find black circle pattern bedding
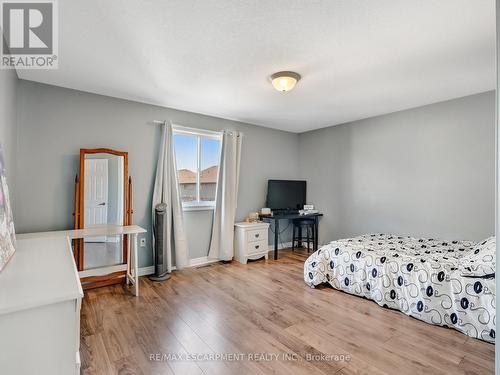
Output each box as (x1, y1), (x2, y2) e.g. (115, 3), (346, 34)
(304, 234), (496, 343)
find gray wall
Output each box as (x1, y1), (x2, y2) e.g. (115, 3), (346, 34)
(14, 80), (299, 267)
(0, 60), (18, 201)
(299, 91), (495, 244)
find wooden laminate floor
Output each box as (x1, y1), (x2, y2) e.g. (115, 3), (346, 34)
(80, 249), (494, 375)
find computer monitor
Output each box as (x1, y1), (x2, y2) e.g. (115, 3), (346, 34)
(266, 180), (306, 211)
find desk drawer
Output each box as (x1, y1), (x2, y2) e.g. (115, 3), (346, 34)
(246, 239), (267, 255)
(247, 228), (267, 243)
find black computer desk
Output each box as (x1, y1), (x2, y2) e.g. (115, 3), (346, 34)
(260, 212), (323, 260)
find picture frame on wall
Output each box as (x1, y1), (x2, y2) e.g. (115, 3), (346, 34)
(0, 144), (16, 272)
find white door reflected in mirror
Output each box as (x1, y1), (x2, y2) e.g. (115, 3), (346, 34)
(83, 152), (125, 270)
(84, 158), (109, 242)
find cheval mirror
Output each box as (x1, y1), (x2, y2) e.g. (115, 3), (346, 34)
(73, 148), (133, 289)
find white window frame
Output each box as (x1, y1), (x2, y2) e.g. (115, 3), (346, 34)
(172, 124), (222, 211)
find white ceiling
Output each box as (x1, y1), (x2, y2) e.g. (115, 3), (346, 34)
(18, 0), (496, 133)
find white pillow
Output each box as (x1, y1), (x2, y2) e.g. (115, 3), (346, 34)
(459, 236), (495, 277)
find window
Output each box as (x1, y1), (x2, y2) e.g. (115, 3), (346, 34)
(173, 126), (222, 210)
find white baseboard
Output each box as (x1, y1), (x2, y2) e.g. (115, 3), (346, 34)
(139, 242), (300, 276)
(138, 266), (155, 276)
(188, 256), (221, 267)
(269, 241), (292, 250)
(138, 256), (219, 276)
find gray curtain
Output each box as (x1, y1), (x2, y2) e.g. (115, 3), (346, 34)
(208, 130), (242, 260)
(152, 122), (188, 271)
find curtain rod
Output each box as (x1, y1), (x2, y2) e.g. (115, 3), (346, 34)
(150, 120), (225, 137)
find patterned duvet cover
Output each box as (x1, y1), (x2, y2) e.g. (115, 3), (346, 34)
(304, 234), (496, 343)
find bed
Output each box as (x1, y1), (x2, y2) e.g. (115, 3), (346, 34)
(304, 234), (496, 343)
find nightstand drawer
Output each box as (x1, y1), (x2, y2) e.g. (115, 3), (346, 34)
(246, 239), (267, 254)
(247, 228), (267, 243)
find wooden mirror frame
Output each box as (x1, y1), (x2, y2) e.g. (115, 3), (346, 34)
(73, 148), (133, 289)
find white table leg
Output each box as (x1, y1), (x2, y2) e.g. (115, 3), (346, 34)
(126, 234), (131, 285)
(132, 233), (139, 297)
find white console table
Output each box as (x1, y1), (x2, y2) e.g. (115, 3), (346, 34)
(0, 236), (83, 375)
(0, 225), (147, 374)
(17, 224), (147, 296)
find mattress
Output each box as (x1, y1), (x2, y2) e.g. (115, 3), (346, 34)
(304, 234), (496, 343)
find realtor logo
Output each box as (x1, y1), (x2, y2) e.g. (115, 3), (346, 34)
(1, 0), (58, 69)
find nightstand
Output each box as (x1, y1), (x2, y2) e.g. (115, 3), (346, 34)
(234, 222), (270, 264)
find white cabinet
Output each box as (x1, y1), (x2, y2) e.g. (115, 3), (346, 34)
(234, 222), (270, 264)
(0, 237), (83, 375)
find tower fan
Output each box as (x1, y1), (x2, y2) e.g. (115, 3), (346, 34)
(149, 203), (171, 281)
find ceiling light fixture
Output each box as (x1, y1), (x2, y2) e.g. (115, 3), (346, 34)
(270, 71), (301, 92)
